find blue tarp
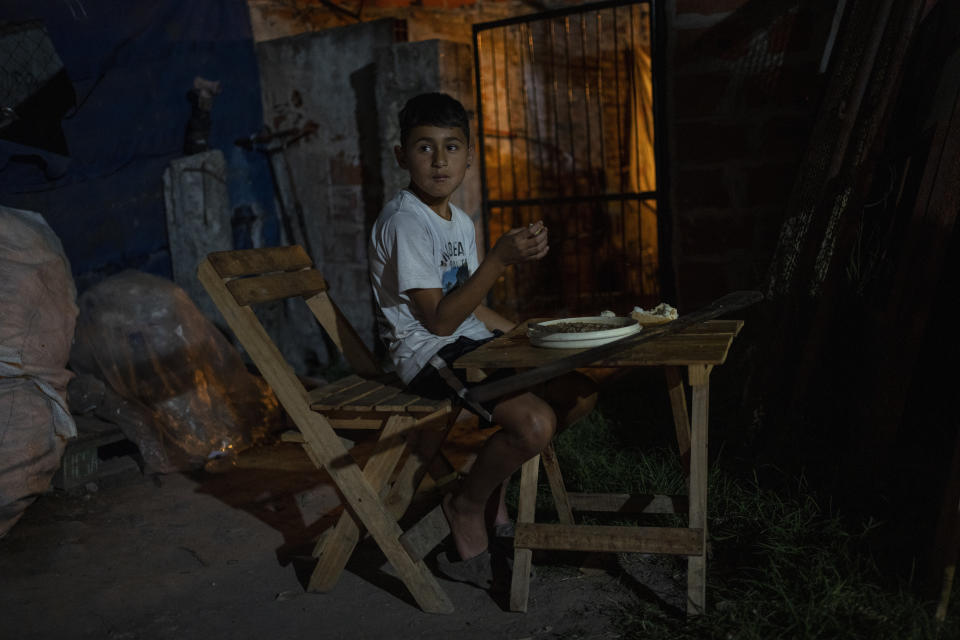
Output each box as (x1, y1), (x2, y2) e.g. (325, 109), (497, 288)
(0, 0), (277, 289)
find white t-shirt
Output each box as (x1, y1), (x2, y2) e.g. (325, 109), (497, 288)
(369, 190), (493, 384)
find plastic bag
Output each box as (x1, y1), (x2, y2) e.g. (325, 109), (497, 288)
(70, 270), (280, 472)
(0, 206), (78, 536)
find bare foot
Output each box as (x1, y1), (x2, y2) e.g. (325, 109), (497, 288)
(442, 492), (488, 561)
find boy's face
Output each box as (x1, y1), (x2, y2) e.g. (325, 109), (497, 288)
(395, 125), (472, 215)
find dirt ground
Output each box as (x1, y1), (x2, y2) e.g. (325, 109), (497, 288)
(1, 419), (686, 640)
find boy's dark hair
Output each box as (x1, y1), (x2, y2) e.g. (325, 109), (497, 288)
(398, 93), (470, 147)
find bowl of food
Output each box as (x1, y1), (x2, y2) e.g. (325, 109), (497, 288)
(528, 316), (641, 349)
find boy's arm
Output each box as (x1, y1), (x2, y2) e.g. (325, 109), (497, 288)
(474, 304), (515, 333)
(409, 221), (547, 336)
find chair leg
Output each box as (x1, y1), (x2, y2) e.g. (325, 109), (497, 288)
(309, 505), (362, 592)
(299, 410), (454, 613)
(665, 366), (692, 476)
(383, 411), (458, 519)
(307, 415), (413, 593)
(510, 454), (540, 612)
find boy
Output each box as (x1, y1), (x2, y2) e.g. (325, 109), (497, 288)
(369, 93), (596, 586)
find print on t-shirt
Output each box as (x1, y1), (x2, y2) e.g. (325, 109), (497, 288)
(440, 239), (469, 294)
(442, 263), (470, 294)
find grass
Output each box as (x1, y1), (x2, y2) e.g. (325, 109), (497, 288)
(511, 372), (960, 640)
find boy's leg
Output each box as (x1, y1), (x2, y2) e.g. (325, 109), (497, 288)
(486, 480), (510, 528)
(483, 371), (600, 531)
(444, 391), (557, 561)
(534, 370), (602, 431)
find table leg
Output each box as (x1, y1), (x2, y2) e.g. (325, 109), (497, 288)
(686, 364), (712, 615)
(664, 367), (692, 475)
(541, 443), (574, 525)
(510, 454), (540, 612)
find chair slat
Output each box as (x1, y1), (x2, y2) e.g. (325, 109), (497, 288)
(312, 380), (386, 411)
(343, 384), (404, 411)
(207, 246), (312, 278)
(308, 375), (368, 405)
(227, 269), (328, 305)
(376, 391), (448, 413)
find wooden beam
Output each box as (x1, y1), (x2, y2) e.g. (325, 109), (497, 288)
(226, 269), (328, 305)
(514, 523), (702, 555)
(207, 245), (312, 277)
(566, 492), (686, 514)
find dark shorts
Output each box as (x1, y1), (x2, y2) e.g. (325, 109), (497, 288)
(406, 331), (514, 428)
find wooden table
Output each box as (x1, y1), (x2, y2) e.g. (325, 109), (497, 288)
(453, 319), (744, 614)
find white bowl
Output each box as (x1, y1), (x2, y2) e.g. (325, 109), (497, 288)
(528, 316), (642, 349)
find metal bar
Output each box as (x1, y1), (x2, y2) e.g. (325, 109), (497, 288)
(651, 0), (674, 303)
(473, 28), (491, 255)
(504, 26), (520, 228)
(473, 0), (650, 32)
(579, 12), (597, 306)
(519, 23), (534, 205)
(548, 19), (562, 194)
(612, 4), (627, 290)
(629, 5), (642, 299)
(526, 22), (548, 200)
(630, 5), (642, 199)
(595, 11), (608, 306)
(562, 16), (581, 304)
(491, 27), (505, 207)
(489, 191), (657, 208)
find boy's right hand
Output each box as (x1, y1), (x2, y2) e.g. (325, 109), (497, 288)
(491, 220), (549, 266)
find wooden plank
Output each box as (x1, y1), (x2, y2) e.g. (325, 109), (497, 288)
(306, 291), (381, 377)
(687, 364), (711, 615)
(514, 523), (703, 555)
(566, 492), (686, 514)
(309, 376), (372, 408)
(308, 375), (366, 399)
(296, 409), (453, 613)
(207, 245), (312, 278)
(386, 410), (458, 522)
(348, 383), (404, 410)
(455, 322), (743, 371)
(541, 444), (574, 524)
(311, 380), (387, 411)
(400, 504), (451, 562)
(227, 269), (328, 306)
(510, 455), (540, 613)
(376, 392), (449, 414)
(456, 335), (738, 369)
(309, 415), (413, 592)
(327, 417), (388, 430)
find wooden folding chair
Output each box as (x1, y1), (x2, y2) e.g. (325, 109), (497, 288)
(198, 245), (459, 613)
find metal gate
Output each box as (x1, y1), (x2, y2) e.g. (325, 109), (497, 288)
(473, 0), (664, 319)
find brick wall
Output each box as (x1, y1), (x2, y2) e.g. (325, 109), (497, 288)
(247, 0), (550, 43)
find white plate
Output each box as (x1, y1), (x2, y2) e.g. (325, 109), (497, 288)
(528, 316), (642, 349)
